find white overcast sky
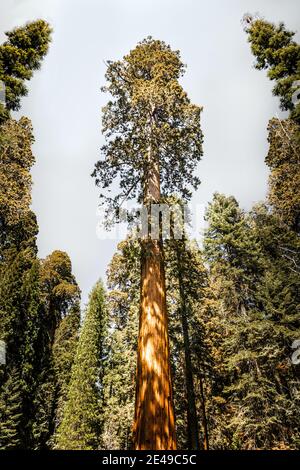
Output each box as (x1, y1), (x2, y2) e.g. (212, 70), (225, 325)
(1, 0), (299, 305)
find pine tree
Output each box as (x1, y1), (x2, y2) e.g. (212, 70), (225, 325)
(32, 251), (81, 449)
(202, 193), (300, 449)
(32, 305), (80, 449)
(102, 239), (140, 449)
(0, 213), (41, 448)
(250, 204), (300, 448)
(55, 281), (107, 450)
(265, 117), (300, 231)
(93, 38), (203, 449)
(50, 306), (80, 441)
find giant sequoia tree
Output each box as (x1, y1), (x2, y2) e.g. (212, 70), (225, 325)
(93, 38), (203, 449)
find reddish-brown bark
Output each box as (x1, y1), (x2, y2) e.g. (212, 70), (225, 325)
(133, 141), (176, 450)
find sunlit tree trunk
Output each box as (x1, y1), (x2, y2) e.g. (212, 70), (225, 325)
(133, 132), (177, 450)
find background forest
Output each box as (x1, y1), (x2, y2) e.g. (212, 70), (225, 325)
(0, 8), (300, 451)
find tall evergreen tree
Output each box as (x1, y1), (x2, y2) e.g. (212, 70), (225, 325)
(0, 20), (52, 449)
(265, 116), (300, 231)
(103, 234), (209, 451)
(0, 115), (42, 448)
(55, 281), (107, 450)
(0, 368), (22, 449)
(32, 251), (81, 449)
(165, 234), (208, 450)
(102, 240), (140, 450)
(202, 193), (300, 449)
(93, 38), (203, 449)
(0, 216), (43, 448)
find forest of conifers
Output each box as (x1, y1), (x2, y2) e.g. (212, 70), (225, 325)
(0, 12), (299, 452)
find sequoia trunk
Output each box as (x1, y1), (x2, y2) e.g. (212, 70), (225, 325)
(133, 140), (176, 450)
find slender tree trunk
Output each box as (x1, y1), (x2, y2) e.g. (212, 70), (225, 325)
(199, 375), (209, 450)
(133, 134), (176, 450)
(175, 245), (200, 450)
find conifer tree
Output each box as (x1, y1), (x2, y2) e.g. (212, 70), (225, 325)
(104, 234), (209, 450)
(0, 117), (35, 234)
(93, 38), (203, 449)
(102, 240), (140, 449)
(0, 19), (83, 450)
(245, 16), (300, 231)
(244, 15), (300, 122)
(0, 20), (52, 122)
(0, 20), (52, 449)
(0, 209), (42, 448)
(265, 117), (300, 231)
(0, 369), (22, 449)
(56, 281), (107, 450)
(203, 193), (300, 449)
(33, 251), (81, 449)
(165, 234), (208, 450)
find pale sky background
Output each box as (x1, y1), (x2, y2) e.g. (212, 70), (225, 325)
(1, 0), (299, 305)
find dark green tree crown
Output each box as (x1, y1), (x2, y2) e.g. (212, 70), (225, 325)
(244, 15), (300, 122)
(0, 19), (52, 122)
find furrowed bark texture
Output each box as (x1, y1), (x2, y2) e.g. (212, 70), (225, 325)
(133, 140), (176, 450)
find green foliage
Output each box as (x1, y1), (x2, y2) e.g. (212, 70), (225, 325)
(0, 117), (35, 231)
(32, 305), (80, 449)
(202, 193), (300, 449)
(55, 281), (107, 450)
(102, 234), (209, 450)
(0, 17), (82, 451)
(245, 17), (300, 232)
(0, 247), (43, 448)
(1, 16), (299, 452)
(32, 252), (81, 449)
(165, 234), (208, 450)
(40, 250), (80, 332)
(0, 20), (52, 122)
(92, 37), (203, 221)
(245, 17), (300, 122)
(0, 369), (22, 449)
(265, 118), (300, 231)
(101, 239), (140, 449)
